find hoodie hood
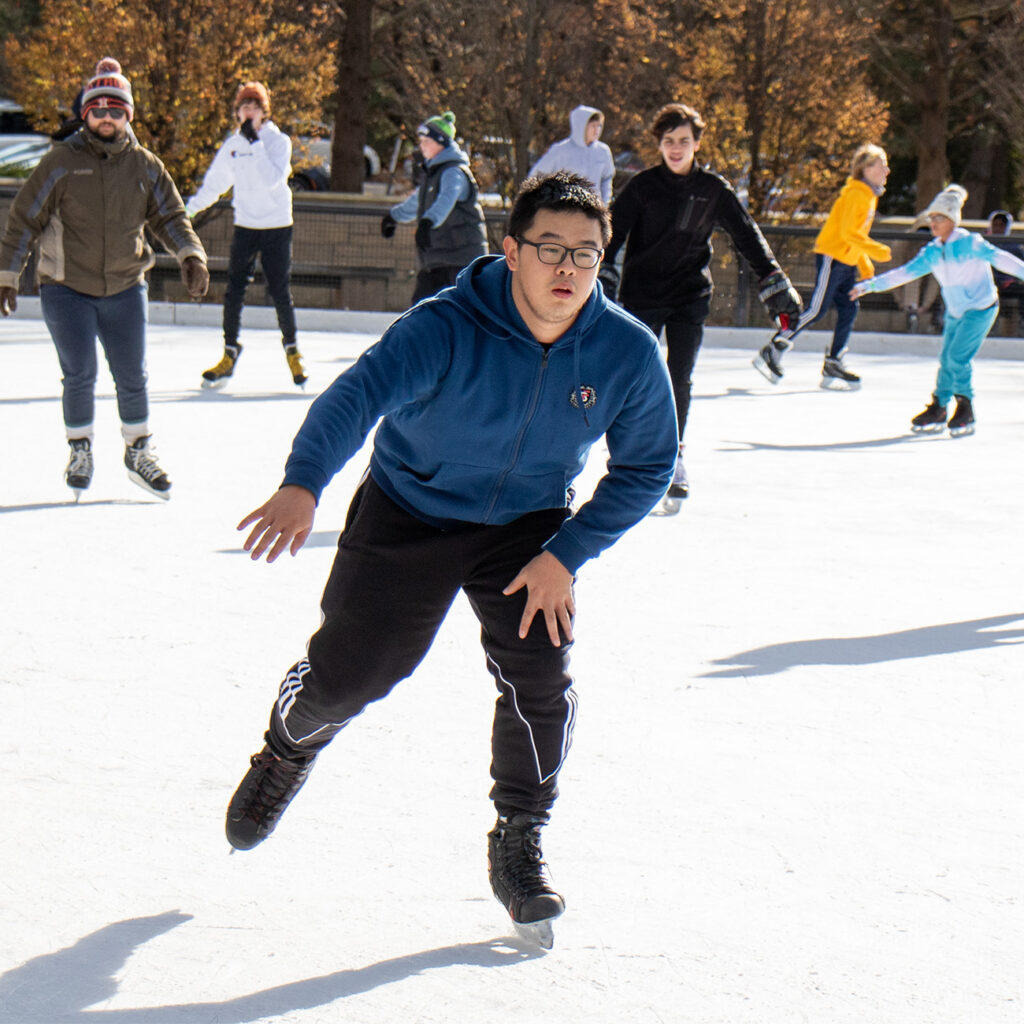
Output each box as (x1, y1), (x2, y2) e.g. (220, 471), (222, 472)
(568, 105), (603, 147)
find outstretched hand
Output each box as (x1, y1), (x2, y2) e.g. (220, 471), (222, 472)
(849, 284), (867, 301)
(237, 484), (317, 562)
(503, 550), (575, 646)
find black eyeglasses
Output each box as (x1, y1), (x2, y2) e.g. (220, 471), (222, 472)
(516, 237), (603, 269)
(90, 107), (127, 121)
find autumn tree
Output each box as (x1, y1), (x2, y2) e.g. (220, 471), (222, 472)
(331, 0), (374, 192)
(3, 0), (336, 191)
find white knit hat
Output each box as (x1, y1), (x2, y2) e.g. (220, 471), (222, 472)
(920, 185), (968, 227)
(81, 57), (134, 119)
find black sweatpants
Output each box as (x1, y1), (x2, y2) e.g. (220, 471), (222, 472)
(223, 225), (297, 347)
(630, 296), (711, 442)
(266, 476), (577, 818)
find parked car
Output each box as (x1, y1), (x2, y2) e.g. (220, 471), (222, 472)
(290, 128), (381, 191)
(0, 98), (51, 175)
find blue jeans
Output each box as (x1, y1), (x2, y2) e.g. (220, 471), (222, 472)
(40, 283), (149, 430)
(783, 254), (859, 359)
(934, 303), (998, 403)
(223, 225), (296, 347)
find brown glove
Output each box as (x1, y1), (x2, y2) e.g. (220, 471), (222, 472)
(180, 256), (210, 299)
(0, 285), (18, 316)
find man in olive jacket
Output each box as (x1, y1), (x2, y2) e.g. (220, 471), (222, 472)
(0, 58), (209, 501)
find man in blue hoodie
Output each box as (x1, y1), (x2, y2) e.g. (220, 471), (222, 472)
(380, 110), (489, 303)
(226, 172), (677, 945)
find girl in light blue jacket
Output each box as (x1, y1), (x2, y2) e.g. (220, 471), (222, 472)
(852, 185), (1024, 435)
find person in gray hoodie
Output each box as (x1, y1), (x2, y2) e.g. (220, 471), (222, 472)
(528, 105), (615, 204)
(380, 110), (488, 303)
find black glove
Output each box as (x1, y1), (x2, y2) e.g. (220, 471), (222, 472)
(415, 218), (432, 250)
(380, 213), (397, 239)
(239, 119), (259, 144)
(598, 264), (620, 301)
(0, 285), (17, 316)
(758, 270), (802, 332)
(180, 256), (210, 299)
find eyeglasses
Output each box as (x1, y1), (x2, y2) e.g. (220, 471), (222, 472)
(516, 237), (603, 269)
(89, 107), (127, 121)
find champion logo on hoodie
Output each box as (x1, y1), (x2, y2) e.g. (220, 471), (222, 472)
(569, 385), (597, 410)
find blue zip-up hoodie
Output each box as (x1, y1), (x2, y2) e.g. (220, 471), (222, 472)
(282, 254), (677, 573)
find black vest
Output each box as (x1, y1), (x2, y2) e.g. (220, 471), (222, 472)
(416, 159), (488, 271)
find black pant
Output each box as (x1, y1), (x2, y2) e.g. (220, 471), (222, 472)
(411, 265), (462, 304)
(630, 297), (711, 442)
(267, 477), (577, 818)
(223, 225), (297, 346)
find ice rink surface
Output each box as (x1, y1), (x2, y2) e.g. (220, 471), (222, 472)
(1, 311), (1021, 1023)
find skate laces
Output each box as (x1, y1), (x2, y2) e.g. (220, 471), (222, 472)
(240, 750), (313, 824)
(67, 441), (93, 475)
(127, 439), (165, 481)
(499, 821), (552, 895)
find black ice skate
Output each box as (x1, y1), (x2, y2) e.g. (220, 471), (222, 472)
(285, 345), (308, 387)
(820, 356), (862, 390)
(201, 344), (241, 390)
(124, 436), (172, 500)
(910, 395), (947, 433)
(226, 737), (318, 851)
(652, 447), (688, 516)
(65, 437), (93, 501)
(752, 336), (790, 384)
(488, 813), (565, 949)
(947, 394), (975, 437)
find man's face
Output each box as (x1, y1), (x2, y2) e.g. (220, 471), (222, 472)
(85, 105), (129, 141)
(862, 157), (890, 189)
(585, 118), (603, 146)
(418, 134), (443, 161)
(237, 101), (264, 129)
(503, 209), (603, 344)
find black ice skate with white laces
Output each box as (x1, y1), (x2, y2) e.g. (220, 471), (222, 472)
(65, 437), (93, 501)
(226, 736), (318, 851)
(947, 395), (975, 437)
(752, 334), (791, 384)
(124, 436), (172, 499)
(910, 395), (947, 433)
(820, 355), (861, 390)
(487, 813), (565, 949)
(653, 446), (688, 516)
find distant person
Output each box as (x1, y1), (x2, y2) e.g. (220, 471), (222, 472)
(0, 58), (208, 500)
(601, 102), (802, 507)
(754, 144), (891, 389)
(891, 225), (941, 333)
(528, 105), (615, 203)
(187, 81), (306, 389)
(985, 209), (1024, 335)
(224, 173), (677, 948)
(380, 111), (488, 303)
(851, 185), (1024, 436)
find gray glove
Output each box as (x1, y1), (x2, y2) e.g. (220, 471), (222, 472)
(758, 270), (802, 332)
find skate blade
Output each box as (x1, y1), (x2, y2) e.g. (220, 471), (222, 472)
(68, 487), (86, 503)
(910, 423), (945, 433)
(127, 473), (172, 501)
(513, 918), (556, 950)
(820, 377), (861, 391)
(751, 354), (781, 384)
(948, 424), (975, 437)
(650, 497), (683, 517)
(293, 379), (308, 390)
(201, 377), (229, 390)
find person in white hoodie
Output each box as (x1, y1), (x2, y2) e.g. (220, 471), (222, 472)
(528, 106), (615, 204)
(186, 81), (306, 389)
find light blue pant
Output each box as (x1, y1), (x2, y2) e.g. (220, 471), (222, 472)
(40, 283), (149, 430)
(934, 302), (998, 403)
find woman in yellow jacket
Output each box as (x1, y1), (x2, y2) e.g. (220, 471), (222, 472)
(754, 144), (891, 389)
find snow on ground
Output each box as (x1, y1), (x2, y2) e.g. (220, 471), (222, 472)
(1, 313), (1021, 1024)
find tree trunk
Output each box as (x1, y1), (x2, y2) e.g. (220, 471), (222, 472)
(915, 2), (951, 211)
(332, 0), (373, 193)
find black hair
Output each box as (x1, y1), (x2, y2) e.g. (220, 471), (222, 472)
(507, 171), (611, 246)
(650, 102), (705, 143)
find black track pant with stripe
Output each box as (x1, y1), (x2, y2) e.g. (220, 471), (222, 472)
(266, 476), (578, 819)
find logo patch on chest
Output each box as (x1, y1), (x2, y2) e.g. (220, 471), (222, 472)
(569, 385), (597, 410)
